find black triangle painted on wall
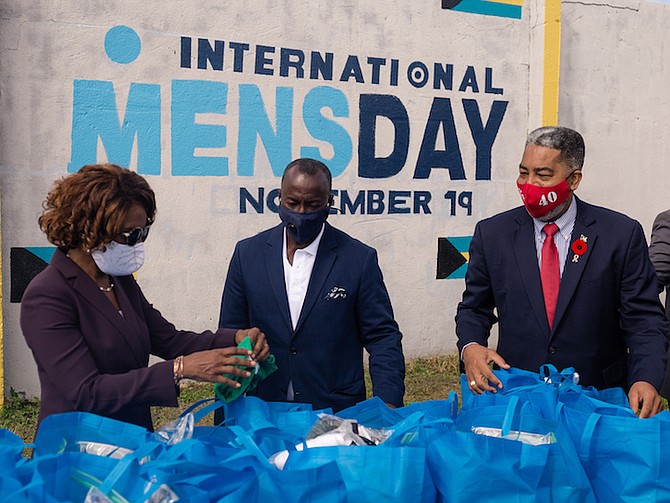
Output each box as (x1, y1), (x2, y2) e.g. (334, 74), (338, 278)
(11, 248), (49, 303)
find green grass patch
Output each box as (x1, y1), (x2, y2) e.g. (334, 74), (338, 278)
(0, 389), (40, 444)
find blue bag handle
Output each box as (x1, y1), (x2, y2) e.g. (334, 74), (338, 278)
(97, 440), (163, 497)
(579, 413), (600, 459)
(226, 425), (277, 468)
(154, 438), (202, 463)
(540, 364), (577, 383)
(386, 411), (460, 447)
(180, 397), (216, 417)
(5, 465), (47, 501)
(501, 395), (522, 436)
(180, 397), (229, 424)
(227, 424), (307, 469)
(383, 411), (428, 445)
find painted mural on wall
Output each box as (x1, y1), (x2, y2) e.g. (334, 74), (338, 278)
(441, 0), (523, 18)
(2, 0), (532, 395)
(69, 26), (508, 204)
(66, 23), (510, 278)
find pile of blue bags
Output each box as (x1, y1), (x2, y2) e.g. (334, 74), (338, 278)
(0, 365), (669, 502)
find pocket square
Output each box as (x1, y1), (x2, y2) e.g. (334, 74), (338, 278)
(325, 286), (347, 300)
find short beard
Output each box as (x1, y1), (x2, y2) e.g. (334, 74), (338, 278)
(537, 194), (572, 222)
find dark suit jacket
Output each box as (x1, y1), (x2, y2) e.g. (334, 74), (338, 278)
(20, 248), (236, 431)
(219, 223), (405, 411)
(649, 209), (670, 397)
(650, 209), (670, 320)
(456, 197), (668, 390)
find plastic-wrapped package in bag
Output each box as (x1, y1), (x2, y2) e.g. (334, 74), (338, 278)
(84, 487), (114, 503)
(144, 484), (180, 503)
(305, 413), (392, 444)
(84, 484), (180, 503)
(153, 413), (194, 445)
(77, 441), (135, 459)
(471, 426), (556, 445)
(269, 413), (393, 469)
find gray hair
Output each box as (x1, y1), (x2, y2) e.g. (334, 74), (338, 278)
(526, 126), (585, 171)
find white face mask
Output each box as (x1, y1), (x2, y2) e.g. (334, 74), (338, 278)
(91, 241), (145, 276)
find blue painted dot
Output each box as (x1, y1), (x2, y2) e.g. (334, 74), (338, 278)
(104, 26), (141, 64)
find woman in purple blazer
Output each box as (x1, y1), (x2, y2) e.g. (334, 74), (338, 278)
(20, 164), (269, 431)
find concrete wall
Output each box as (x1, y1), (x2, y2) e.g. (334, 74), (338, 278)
(559, 0), (670, 225)
(0, 0), (667, 397)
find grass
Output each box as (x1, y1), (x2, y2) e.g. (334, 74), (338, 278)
(0, 353), (463, 444)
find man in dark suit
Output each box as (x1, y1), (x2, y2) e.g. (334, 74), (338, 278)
(456, 126), (668, 418)
(219, 158), (405, 412)
(649, 209), (670, 398)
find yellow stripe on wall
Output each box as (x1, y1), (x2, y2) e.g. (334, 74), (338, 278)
(0, 195), (4, 408)
(542, 0), (562, 126)
(488, 0), (524, 6)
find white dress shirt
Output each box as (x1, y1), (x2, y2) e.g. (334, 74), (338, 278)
(282, 225), (325, 329)
(282, 224), (325, 399)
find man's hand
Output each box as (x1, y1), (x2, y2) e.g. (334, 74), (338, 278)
(235, 327), (270, 361)
(462, 344), (510, 394)
(628, 381), (664, 418)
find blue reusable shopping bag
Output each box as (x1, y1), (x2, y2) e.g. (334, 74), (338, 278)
(459, 370), (560, 419)
(180, 395), (327, 457)
(426, 396), (595, 503)
(0, 429), (25, 468)
(141, 441), (261, 503)
(396, 393), (459, 421)
(29, 412), (183, 502)
(284, 444), (436, 502)
(218, 396), (327, 456)
(25, 451), (149, 502)
(336, 396), (405, 427)
(0, 476), (33, 503)
(175, 400), (349, 501)
(227, 424), (348, 503)
(33, 411), (151, 458)
(0, 429), (32, 502)
(558, 397), (670, 501)
(338, 394), (458, 428)
(193, 395), (329, 438)
(460, 365), (629, 420)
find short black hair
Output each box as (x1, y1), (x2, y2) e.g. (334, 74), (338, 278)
(526, 126), (585, 170)
(281, 158), (332, 191)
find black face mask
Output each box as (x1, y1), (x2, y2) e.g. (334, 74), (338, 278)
(278, 205), (330, 244)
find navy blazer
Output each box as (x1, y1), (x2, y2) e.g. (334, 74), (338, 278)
(219, 223), (405, 411)
(649, 209), (670, 321)
(456, 197), (668, 390)
(20, 248), (236, 430)
(649, 209), (670, 398)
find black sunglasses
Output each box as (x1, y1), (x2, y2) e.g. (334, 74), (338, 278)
(116, 225), (151, 246)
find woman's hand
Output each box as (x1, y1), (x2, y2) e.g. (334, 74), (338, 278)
(235, 327), (270, 361)
(182, 347), (256, 388)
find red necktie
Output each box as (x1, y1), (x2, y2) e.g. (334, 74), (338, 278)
(541, 223), (560, 328)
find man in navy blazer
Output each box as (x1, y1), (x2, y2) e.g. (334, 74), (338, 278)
(219, 158), (405, 412)
(649, 209), (670, 398)
(456, 126), (668, 418)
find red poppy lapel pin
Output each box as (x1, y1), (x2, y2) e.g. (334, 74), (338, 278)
(571, 234), (588, 263)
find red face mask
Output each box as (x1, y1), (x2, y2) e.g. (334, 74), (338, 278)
(516, 179), (571, 219)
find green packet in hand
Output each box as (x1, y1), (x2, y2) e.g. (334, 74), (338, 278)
(213, 336), (278, 403)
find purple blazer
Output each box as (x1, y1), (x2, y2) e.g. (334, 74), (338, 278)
(20, 248), (236, 431)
